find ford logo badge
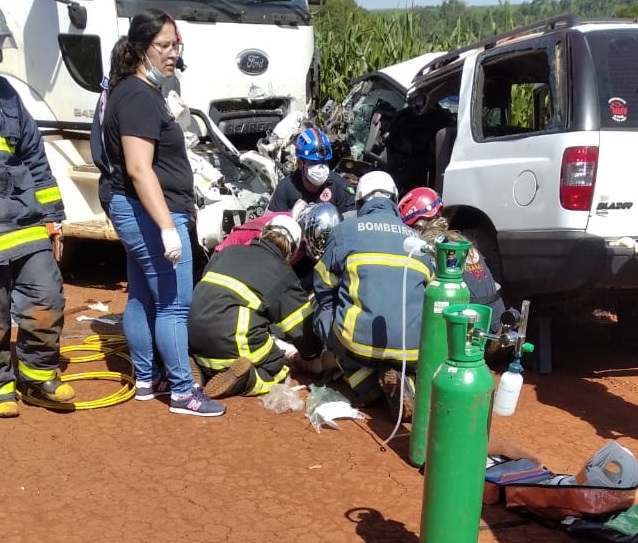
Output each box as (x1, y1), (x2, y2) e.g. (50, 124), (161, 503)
(236, 50), (269, 75)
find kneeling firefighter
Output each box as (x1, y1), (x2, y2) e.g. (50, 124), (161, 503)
(188, 215), (323, 398)
(0, 18), (73, 418)
(313, 171), (435, 422)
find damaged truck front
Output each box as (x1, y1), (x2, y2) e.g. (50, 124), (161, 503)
(0, 0), (320, 264)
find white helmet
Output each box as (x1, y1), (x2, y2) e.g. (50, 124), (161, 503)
(355, 171), (398, 205)
(263, 214), (302, 255)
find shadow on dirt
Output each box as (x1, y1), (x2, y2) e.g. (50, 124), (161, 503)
(479, 506), (551, 543)
(362, 409), (414, 463)
(500, 318), (638, 441)
(345, 507), (419, 542)
(61, 239), (127, 289)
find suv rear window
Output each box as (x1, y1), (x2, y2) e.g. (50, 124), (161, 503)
(586, 29), (638, 129)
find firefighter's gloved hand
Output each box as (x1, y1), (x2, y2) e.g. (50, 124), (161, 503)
(46, 222), (64, 262)
(161, 227), (182, 268)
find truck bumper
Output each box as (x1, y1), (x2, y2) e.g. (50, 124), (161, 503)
(499, 231), (638, 298)
(62, 219), (119, 241)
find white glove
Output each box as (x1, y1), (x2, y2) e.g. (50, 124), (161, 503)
(161, 227), (182, 268)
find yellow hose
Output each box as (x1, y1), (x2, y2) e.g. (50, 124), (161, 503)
(18, 334), (136, 410)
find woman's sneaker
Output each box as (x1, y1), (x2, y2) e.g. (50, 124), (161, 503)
(135, 378), (171, 401)
(169, 386), (226, 417)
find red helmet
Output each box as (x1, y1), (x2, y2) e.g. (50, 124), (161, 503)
(398, 187), (443, 226)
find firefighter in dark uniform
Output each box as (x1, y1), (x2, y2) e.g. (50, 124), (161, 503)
(268, 127), (355, 290)
(313, 171), (435, 422)
(267, 127), (356, 216)
(189, 215), (322, 399)
(0, 21), (74, 417)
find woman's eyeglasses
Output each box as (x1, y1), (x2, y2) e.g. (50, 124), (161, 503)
(150, 41), (184, 56)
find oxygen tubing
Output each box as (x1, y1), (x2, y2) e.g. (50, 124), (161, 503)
(381, 248), (417, 448)
(17, 334), (136, 410)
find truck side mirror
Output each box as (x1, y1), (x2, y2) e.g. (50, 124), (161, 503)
(68, 2), (87, 30)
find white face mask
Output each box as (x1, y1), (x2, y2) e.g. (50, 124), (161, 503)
(306, 164), (330, 187)
(145, 55), (168, 87)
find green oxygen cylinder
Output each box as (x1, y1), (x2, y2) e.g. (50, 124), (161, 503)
(409, 239), (471, 468)
(420, 304), (495, 543)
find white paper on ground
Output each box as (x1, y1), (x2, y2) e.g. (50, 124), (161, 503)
(76, 315), (119, 325)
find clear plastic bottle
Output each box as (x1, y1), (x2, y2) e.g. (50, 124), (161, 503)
(493, 358), (524, 416)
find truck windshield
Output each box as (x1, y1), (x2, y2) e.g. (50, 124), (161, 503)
(585, 29), (638, 129)
(117, 0), (311, 24)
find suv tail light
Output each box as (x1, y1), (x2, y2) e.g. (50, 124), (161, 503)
(560, 146), (598, 211)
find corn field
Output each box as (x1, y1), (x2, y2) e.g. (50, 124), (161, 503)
(313, 7), (539, 124)
(315, 10), (440, 104)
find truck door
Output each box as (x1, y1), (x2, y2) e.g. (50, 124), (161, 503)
(1, 0), (119, 125)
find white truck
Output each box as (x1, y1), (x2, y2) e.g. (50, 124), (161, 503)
(0, 0), (319, 259)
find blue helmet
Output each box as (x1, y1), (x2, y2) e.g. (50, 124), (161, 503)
(295, 127), (333, 162)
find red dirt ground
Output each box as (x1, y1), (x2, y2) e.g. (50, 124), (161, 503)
(1, 241), (637, 543)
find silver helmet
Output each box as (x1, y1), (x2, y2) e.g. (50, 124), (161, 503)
(300, 202), (342, 261)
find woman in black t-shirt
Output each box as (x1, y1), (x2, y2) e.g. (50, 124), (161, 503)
(100, 9), (224, 417)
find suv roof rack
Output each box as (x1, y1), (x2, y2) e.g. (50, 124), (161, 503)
(416, 13), (580, 77)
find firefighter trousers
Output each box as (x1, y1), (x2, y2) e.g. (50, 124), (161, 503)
(0, 250), (65, 401)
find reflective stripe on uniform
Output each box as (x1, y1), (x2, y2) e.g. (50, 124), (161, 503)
(195, 272), (274, 369)
(202, 271), (262, 310)
(340, 252), (431, 355)
(0, 381), (16, 395)
(35, 186), (63, 205)
(276, 300), (312, 334)
(245, 364), (290, 396)
(346, 366), (376, 389)
(333, 323), (420, 361)
(314, 260), (339, 287)
(0, 225), (49, 252)
(236, 306), (274, 362)
(193, 333), (275, 370)
(0, 136), (15, 153)
(18, 360), (56, 381)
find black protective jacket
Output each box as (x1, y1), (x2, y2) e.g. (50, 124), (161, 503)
(188, 239), (322, 370)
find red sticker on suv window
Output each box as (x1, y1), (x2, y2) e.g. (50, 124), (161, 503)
(609, 97), (628, 122)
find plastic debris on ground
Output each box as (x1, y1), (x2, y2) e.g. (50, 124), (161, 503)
(305, 384), (364, 433)
(87, 302), (109, 312)
(260, 383), (305, 414)
(604, 504), (638, 536)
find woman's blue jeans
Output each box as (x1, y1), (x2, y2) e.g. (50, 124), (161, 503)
(109, 194), (195, 395)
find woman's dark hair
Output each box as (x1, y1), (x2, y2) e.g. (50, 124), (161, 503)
(108, 9), (175, 90)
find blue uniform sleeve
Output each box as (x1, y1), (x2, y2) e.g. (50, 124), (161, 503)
(11, 84), (65, 222)
(312, 225), (344, 345)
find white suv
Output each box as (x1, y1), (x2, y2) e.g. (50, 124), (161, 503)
(337, 15), (638, 306)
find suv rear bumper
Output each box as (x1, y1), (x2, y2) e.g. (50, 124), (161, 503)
(499, 231), (638, 298)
